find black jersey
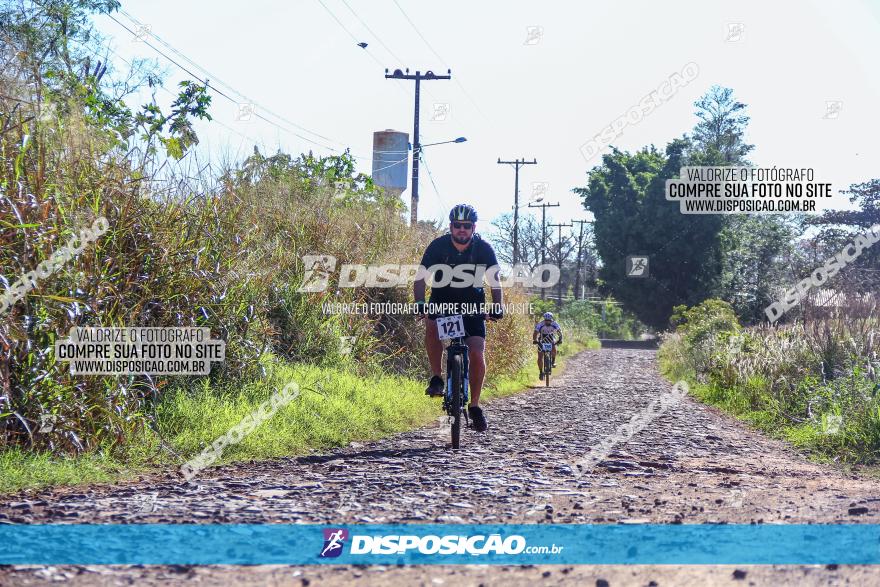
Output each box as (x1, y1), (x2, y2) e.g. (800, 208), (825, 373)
(419, 233), (499, 304)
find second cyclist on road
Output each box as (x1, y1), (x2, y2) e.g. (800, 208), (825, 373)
(533, 312), (563, 380)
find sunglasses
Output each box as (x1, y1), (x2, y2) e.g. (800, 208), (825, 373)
(452, 222), (473, 230)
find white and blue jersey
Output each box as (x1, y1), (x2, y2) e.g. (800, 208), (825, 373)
(535, 321), (562, 342)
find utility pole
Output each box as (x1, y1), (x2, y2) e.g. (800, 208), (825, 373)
(571, 219), (593, 301)
(548, 222), (572, 307)
(497, 157), (537, 264)
(385, 68), (452, 225)
(528, 201), (559, 299)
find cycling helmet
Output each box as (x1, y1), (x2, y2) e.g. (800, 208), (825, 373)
(449, 204), (478, 222)
(543, 312), (554, 320)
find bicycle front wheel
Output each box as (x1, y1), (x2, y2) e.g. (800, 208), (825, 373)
(450, 353), (463, 449)
(544, 352), (551, 387)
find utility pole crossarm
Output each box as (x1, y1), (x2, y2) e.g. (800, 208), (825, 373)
(527, 201), (560, 300)
(498, 157), (537, 265)
(385, 68), (452, 225)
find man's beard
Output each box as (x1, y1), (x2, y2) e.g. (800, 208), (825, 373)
(452, 233), (472, 245)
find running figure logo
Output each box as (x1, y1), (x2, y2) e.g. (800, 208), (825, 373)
(319, 528), (349, 558)
(626, 255), (649, 278)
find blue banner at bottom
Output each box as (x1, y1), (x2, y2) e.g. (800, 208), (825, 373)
(1, 524), (879, 565)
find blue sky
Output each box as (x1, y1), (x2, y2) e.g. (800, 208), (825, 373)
(95, 0), (880, 240)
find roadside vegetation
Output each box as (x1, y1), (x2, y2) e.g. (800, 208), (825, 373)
(0, 1), (614, 494)
(659, 299), (880, 465)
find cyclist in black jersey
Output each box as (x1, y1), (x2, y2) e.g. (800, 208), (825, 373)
(414, 204), (503, 432)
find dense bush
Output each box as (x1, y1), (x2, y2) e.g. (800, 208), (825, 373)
(661, 299), (880, 463)
(0, 1), (535, 457)
(530, 298), (643, 339)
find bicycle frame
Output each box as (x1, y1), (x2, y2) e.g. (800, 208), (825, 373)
(537, 333), (557, 386)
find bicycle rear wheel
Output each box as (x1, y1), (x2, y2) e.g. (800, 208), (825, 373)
(450, 353), (463, 449)
(544, 352), (551, 387)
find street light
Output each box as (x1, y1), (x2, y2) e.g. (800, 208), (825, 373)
(416, 137), (467, 151)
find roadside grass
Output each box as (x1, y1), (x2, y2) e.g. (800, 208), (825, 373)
(659, 348), (880, 467)
(0, 330), (600, 495)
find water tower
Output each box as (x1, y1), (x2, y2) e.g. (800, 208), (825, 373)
(371, 130), (409, 200)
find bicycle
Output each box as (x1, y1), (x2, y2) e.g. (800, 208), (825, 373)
(535, 333), (556, 387)
(434, 313), (470, 449)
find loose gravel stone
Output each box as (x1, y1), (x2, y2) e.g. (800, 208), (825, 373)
(2, 348), (879, 586)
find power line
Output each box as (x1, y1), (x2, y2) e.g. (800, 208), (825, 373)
(419, 151), (447, 214)
(118, 8), (345, 149)
(372, 154), (409, 174)
(385, 68), (452, 225)
(339, 0), (442, 104)
(391, 0), (489, 122)
(548, 222), (573, 306)
(341, 0), (404, 64)
(498, 157), (537, 264)
(85, 41), (269, 154)
(108, 11), (361, 158)
(528, 201), (560, 300)
(314, 0), (411, 100)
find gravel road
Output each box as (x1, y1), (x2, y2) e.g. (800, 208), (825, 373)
(2, 348), (879, 586)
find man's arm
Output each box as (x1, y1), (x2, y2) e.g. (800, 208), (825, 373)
(414, 277), (426, 304)
(489, 275), (503, 311)
(483, 244), (504, 319)
(414, 241), (436, 313)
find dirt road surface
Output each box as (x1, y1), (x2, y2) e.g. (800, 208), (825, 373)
(2, 348), (879, 586)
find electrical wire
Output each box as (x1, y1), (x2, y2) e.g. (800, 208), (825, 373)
(390, 0), (488, 121)
(118, 8), (346, 149)
(107, 12), (361, 158)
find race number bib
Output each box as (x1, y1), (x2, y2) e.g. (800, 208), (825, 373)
(436, 315), (465, 340)
(542, 342), (553, 351)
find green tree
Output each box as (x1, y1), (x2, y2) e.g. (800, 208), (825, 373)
(688, 86), (795, 324)
(574, 140), (725, 330)
(691, 85), (754, 165)
(1, 0), (212, 160)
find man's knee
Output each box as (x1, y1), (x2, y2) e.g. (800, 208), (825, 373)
(465, 336), (485, 359)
